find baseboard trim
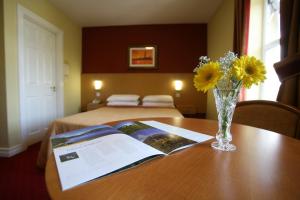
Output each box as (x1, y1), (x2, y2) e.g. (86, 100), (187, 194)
(0, 144), (26, 157)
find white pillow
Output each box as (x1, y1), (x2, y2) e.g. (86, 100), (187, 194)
(107, 94), (140, 102)
(143, 95), (174, 103)
(107, 101), (139, 106)
(142, 102), (175, 108)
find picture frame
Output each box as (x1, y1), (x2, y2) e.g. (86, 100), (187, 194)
(128, 45), (157, 69)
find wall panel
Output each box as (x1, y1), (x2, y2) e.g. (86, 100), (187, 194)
(82, 24), (207, 73)
(81, 73), (207, 114)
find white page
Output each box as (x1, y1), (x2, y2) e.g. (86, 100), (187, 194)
(54, 134), (165, 191)
(140, 121), (214, 143)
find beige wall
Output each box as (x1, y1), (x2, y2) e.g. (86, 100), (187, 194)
(206, 0), (234, 120)
(2, 0), (81, 148)
(82, 73), (207, 114)
(0, 0), (8, 147)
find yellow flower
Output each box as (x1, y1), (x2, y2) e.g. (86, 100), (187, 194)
(193, 62), (222, 93)
(233, 56), (266, 88)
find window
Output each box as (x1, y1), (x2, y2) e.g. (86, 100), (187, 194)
(246, 0), (281, 101)
(261, 0), (281, 100)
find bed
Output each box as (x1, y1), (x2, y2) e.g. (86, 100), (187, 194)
(37, 106), (183, 168)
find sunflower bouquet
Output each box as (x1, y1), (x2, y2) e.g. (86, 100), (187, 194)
(193, 51), (266, 93)
(193, 52), (266, 151)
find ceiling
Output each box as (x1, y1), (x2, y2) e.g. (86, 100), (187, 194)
(49, 0), (224, 27)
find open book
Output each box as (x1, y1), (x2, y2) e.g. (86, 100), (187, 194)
(51, 120), (213, 191)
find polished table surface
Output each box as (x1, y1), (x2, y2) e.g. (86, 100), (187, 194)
(45, 118), (300, 200)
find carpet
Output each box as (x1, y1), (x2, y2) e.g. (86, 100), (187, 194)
(0, 142), (50, 200)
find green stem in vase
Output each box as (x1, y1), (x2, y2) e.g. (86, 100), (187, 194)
(221, 92), (230, 139)
(221, 103), (228, 138)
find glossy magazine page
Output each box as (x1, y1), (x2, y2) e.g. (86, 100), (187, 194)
(51, 121), (213, 191)
(53, 133), (165, 191)
(114, 121), (199, 154)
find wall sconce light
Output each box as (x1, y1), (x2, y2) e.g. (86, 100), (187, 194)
(174, 80), (183, 98)
(93, 80), (103, 104)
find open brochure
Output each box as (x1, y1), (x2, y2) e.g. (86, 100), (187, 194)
(51, 120), (213, 191)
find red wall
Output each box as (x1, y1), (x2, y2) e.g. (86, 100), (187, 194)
(82, 24), (207, 73)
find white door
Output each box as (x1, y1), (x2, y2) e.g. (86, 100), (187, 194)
(21, 18), (58, 145)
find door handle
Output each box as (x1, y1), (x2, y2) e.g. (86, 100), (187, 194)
(50, 86), (56, 92)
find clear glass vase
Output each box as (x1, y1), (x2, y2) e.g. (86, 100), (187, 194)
(211, 88), (240, 151)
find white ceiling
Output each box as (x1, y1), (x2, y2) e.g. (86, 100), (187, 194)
(49, 0), (224, 27)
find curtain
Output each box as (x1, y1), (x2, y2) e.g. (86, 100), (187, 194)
(275, 0), (300, 109)
(280, 0), (300, 58)
(233, 0), (251, 101)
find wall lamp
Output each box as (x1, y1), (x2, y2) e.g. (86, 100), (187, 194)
(174, 80), (183, 98)
(93, 80), (103, 104)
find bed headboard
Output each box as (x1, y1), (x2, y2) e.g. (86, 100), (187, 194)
(81, 73), (207, 114)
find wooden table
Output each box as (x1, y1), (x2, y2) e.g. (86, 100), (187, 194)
(45, 118), (300, 200)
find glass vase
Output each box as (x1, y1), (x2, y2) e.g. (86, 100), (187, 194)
(211, 88), (241, 151)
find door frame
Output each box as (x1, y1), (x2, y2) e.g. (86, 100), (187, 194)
(17, 5), (64, 146)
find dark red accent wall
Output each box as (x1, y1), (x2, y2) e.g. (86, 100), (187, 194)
(82, 24), (207, 73)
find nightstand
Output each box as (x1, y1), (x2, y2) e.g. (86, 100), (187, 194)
(182, 113), (206, 119)
(175, 105), (206, 119)
(87, 102), (105, 111)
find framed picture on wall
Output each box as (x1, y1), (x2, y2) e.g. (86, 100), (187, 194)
(128, 45), (157, 69)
